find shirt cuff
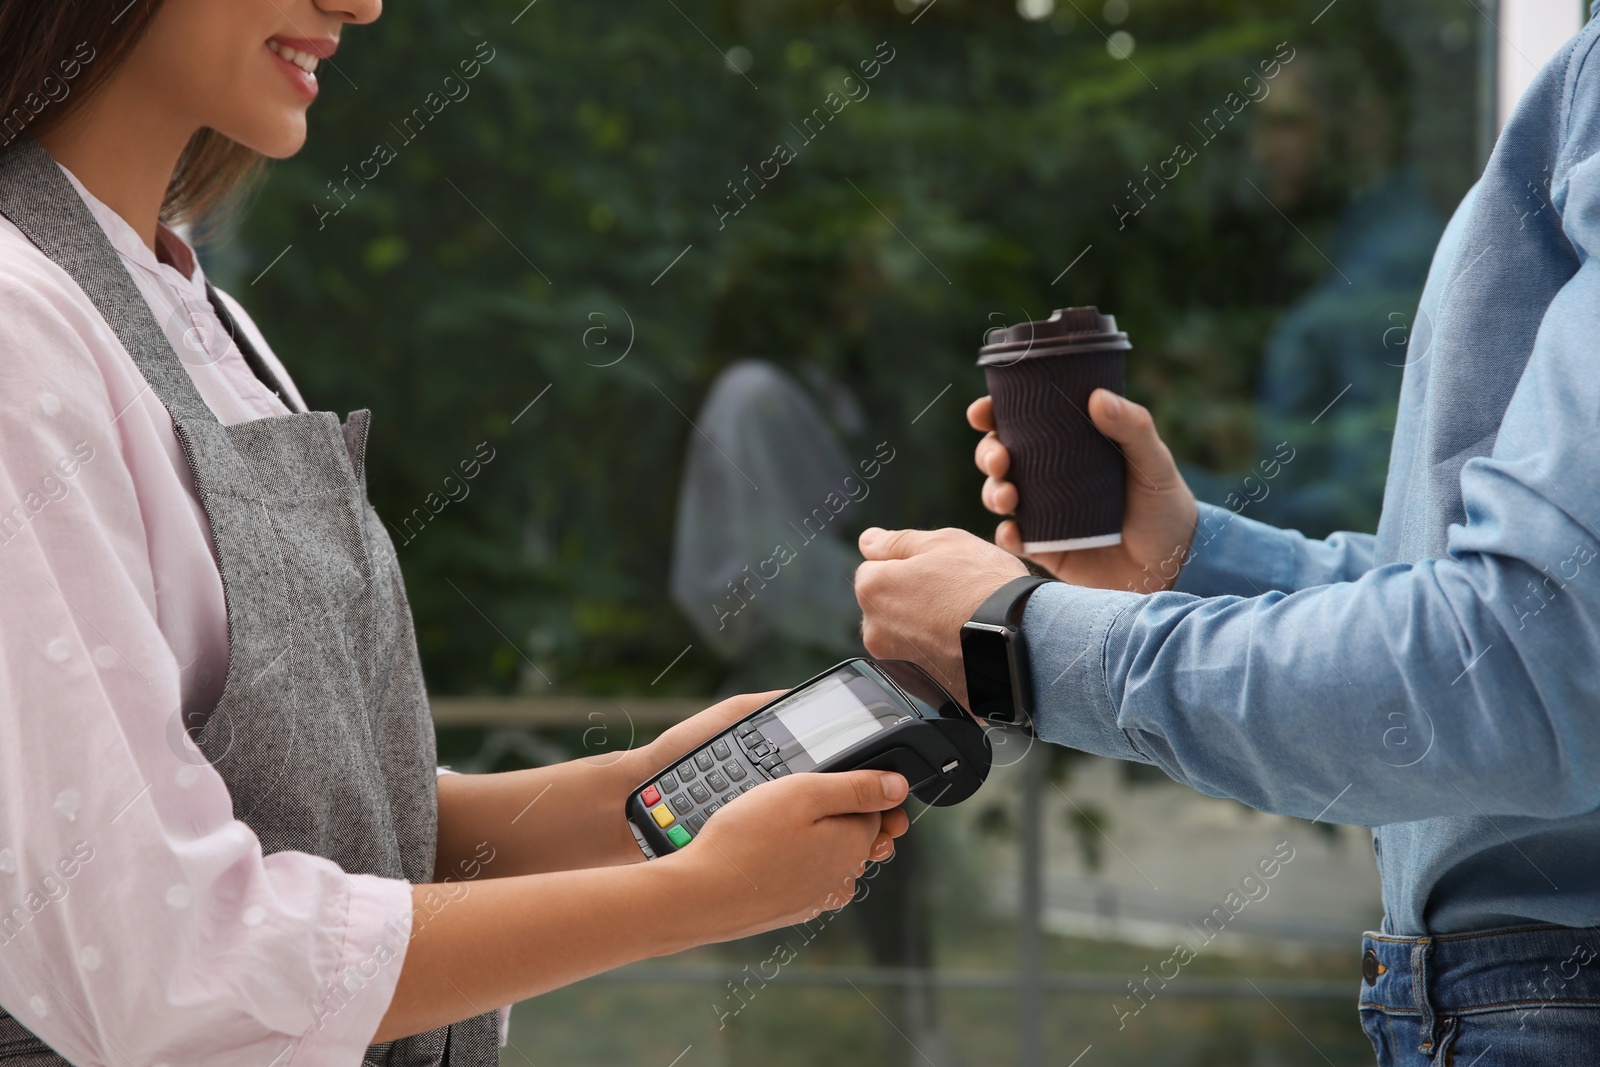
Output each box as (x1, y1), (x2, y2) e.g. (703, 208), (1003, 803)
(292, 873), (414, 1066)
(1171, 501), (1295, 598)
(1020, 582), (1147, 762)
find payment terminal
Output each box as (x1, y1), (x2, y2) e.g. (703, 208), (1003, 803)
(625, 658), (991, 858)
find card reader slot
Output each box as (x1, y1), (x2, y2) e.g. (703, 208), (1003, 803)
(855, 746), (940, 796)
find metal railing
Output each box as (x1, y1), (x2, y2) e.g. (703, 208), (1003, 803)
(430, 697), (1350, 1067)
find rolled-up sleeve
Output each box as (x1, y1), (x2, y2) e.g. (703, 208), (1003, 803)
(0, 280), (412, 1065)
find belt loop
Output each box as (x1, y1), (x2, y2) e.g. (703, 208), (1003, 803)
(1412, 939), (1438, 1056)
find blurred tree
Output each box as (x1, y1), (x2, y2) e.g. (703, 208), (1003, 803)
(222, 0), (1474, 699)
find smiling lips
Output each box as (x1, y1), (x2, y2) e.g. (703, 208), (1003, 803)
(267, 36), (338, 100)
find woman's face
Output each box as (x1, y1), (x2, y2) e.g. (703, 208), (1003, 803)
(117, 0), (381, 158)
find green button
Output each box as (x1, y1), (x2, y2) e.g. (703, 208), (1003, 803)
(665, 824), (692, 848)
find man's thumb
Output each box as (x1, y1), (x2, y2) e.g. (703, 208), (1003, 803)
(860, 527), (937, 560)
(1088, 389), (1179, 492)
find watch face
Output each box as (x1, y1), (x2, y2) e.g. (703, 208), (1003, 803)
(961, 623), (1018, 724)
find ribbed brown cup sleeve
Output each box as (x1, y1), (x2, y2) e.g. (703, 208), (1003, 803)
(984, 351), (1125, 545)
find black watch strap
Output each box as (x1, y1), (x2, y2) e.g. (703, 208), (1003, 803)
(971, 574), (1054, 630)
(961, 574), (1054, 729)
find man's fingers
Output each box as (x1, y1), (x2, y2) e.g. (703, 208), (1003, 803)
(982, 475), (1017, 516)
(1087, 389), (1181, 492)
(974, 432), (1010, 479)
(859, 526), (942, 561)
(967, 395), (995, 432)
(995, 519), (1024, 556)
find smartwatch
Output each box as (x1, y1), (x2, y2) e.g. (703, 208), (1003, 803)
(961, 575), (1055, 730)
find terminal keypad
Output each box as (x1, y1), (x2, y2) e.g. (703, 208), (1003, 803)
(637, 727), (782, 850)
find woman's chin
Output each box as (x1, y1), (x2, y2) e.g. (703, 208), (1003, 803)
(232, 117), (309, 160)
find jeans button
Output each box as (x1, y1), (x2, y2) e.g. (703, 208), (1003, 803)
(1362, 948), (1380, 984)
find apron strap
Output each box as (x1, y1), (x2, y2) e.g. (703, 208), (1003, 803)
(0, 139), (219, 426)
(206, 282), (303, 414)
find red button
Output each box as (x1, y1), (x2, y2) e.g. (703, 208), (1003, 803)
(641, 786), (661, 807)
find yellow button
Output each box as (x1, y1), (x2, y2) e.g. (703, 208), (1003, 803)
(651, 804), (675, 828)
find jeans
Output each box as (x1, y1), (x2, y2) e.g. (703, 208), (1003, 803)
(1358, 925), (1600, 1065)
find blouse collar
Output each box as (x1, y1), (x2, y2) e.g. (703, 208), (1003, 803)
(54, 160), (205, 292)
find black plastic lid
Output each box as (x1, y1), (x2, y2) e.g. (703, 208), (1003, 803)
(978, 306), (1131, 364)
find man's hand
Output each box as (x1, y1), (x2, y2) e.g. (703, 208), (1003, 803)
(854, 527), (1029, 706)
(970, 390), (1199, 593)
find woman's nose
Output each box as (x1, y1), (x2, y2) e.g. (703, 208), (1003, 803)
(317, 0), (382, 27)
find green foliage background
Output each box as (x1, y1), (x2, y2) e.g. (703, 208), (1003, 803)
(222, 0), (1482, 699)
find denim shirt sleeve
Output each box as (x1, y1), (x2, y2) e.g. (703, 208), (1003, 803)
(1022, 505), (1379, 764)
(1171, 501), (1378, 597)
(1022, 169), (1600, 823)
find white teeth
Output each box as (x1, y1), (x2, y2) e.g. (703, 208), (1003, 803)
(267, 39), (319, 75)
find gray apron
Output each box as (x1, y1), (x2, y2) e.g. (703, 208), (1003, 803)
(0, 140), (499, 1066)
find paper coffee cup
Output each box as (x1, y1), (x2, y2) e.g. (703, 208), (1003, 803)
(978, 307), (1129, 552)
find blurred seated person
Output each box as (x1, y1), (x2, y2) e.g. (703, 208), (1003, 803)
(669, 359), (868, 694)
(668, 359), (953, 1064)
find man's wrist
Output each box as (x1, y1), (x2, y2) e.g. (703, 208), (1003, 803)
(961, 574), (1055, 726)
(1018, 582), (1148, 762)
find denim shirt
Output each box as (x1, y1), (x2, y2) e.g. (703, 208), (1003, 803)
(1022, 10), (1600, 935)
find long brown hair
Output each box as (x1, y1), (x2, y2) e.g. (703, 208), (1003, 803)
(0, 0), (263, 230)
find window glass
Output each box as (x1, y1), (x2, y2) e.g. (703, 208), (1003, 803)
(234, 0), (1494, 1061)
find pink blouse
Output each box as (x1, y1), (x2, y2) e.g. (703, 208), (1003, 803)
(0, 164), (469, 1063)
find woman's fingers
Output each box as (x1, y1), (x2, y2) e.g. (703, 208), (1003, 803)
(881, 807), (909, 838)
(648, 691), (783, 760)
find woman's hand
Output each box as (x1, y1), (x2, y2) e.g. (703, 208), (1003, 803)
(382, 768), (911, 1040)
(435, 692), (784, 879)
(625, 691), (783, 785)
(662, 769), (911, 941)
(969, 390), (1199, 593)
